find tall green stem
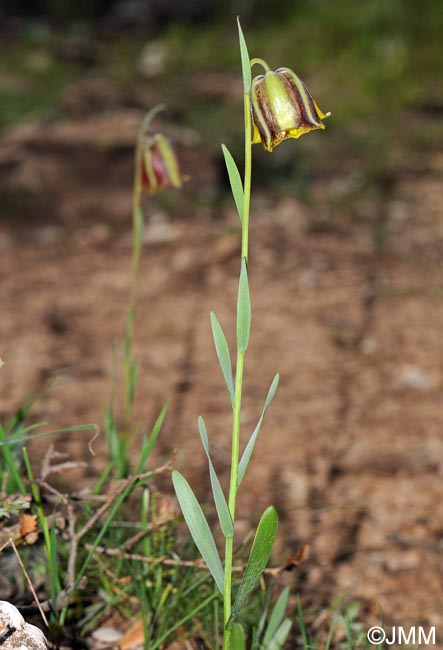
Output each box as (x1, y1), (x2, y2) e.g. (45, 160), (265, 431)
(223, 90), (252, 650)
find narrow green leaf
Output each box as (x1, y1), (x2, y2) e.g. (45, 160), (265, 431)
(237, 259), (251, 353)
(263, 587), (290, 647)
(231, 506), (278, 620)
(210, 312), (235, 408)
(238, 373), (279, 486)
(221, 144), (243, 222)
(257, 589), (272, 640)
(0, 424), (27, 494)
(231, 622), (246, 650)
(135, 402), (168, 473)
(267, 619), (292, 650)
(297, 596), (311, 650)
(237, 17), (251, 92)
(172, 470), (224, 594)
(198, 417), (234, 538)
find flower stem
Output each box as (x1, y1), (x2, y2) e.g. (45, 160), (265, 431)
(123, 145), (143, 426)
(250, 57), (271, 73)
(124, 105), (166, 426)
(223, 90), (252, 650)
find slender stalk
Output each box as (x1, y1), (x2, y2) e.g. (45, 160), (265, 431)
(123, 142), (143, 425)
(124, 105), (165, 425)
(223, 90), (253, 650)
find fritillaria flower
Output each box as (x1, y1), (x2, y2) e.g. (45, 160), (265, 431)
(250, 61), (330, 152)
(139, 133), (184, 195)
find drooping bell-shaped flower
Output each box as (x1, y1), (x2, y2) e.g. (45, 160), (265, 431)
(251, 63), (330, 152)
(140, 134), (184, 195)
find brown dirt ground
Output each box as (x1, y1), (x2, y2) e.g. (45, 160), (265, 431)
(0, 109), (442, 635)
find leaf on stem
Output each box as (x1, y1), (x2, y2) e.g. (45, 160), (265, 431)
(221, 144), (244, 222)
(198, 417), (233, 538)
(237, 17), (251, 92)
(237, 259), (251, 353)
(237, 373), (279, 486)
(231, 622), (246, 650)
(172, 470), (224, 594)
(262, 587), (291, 647)
(231, 506), (278, 620)
(210, 312), (235, 408)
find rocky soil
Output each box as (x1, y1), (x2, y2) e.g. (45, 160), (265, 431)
(0, 105), (442, 636)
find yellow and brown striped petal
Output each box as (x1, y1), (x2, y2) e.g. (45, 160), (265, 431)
(251, 67), (330, 152)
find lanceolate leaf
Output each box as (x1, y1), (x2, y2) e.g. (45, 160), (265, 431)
(266, 619), (292, 650)
(231, 622), (246, 650)
(210, 312), (235, 408)
(172, 471), (224, 594)
(237, 260), (251, 353)
(238, 373), (279, 486)
(198, 417), (234, 538)
(231, 506), (278, 620)
(262, 587), (290, 647)
(237, 17), (251, 92)
(221, 144), (243, 222)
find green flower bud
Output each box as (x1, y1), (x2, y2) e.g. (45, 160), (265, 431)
(251, 65), (330, 152)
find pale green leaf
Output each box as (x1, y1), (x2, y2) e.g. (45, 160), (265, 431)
(231, 622), (246, 650)
(237, 17), (251, 92)
(221, 144), (243, 222)
(172, 470), (224, 593)
(210, 312), (235, 408)
(198, 417), (233, 538)
(263, 587), (290, 647)
(237, 259), (251, 353)
(238, 373), (279, 486)
(266, 619), (292, 650)
(231, 506), (278, 620)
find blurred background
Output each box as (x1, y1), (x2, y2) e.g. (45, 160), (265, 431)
(1, 0), (442, 633)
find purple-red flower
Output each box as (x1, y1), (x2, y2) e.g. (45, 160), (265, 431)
(139, 134), (184, 195)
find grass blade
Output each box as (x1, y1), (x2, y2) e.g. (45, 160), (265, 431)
(172, 470), (224, 594)
(297, 596), (311, 650)
(210, 312), (235, 408)
(0, 424), (96, 448)
(221, 144), (243, 222)
(231, 506), (278, 620)
(237, 17), (251, 92)
(238, 373), (279, 486)
(135, 402), (168, 473)
(237, 259), (251, 353)
(198, 417), (234, 538)
(0, 423), (27, 494)
(263, 587), (290, 647)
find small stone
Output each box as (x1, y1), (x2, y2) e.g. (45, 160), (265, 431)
(92, 626), (124, 643)
(360, 337), (378, 356)
(397, 366), (427, 390)
(0, 601), (47, 649)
